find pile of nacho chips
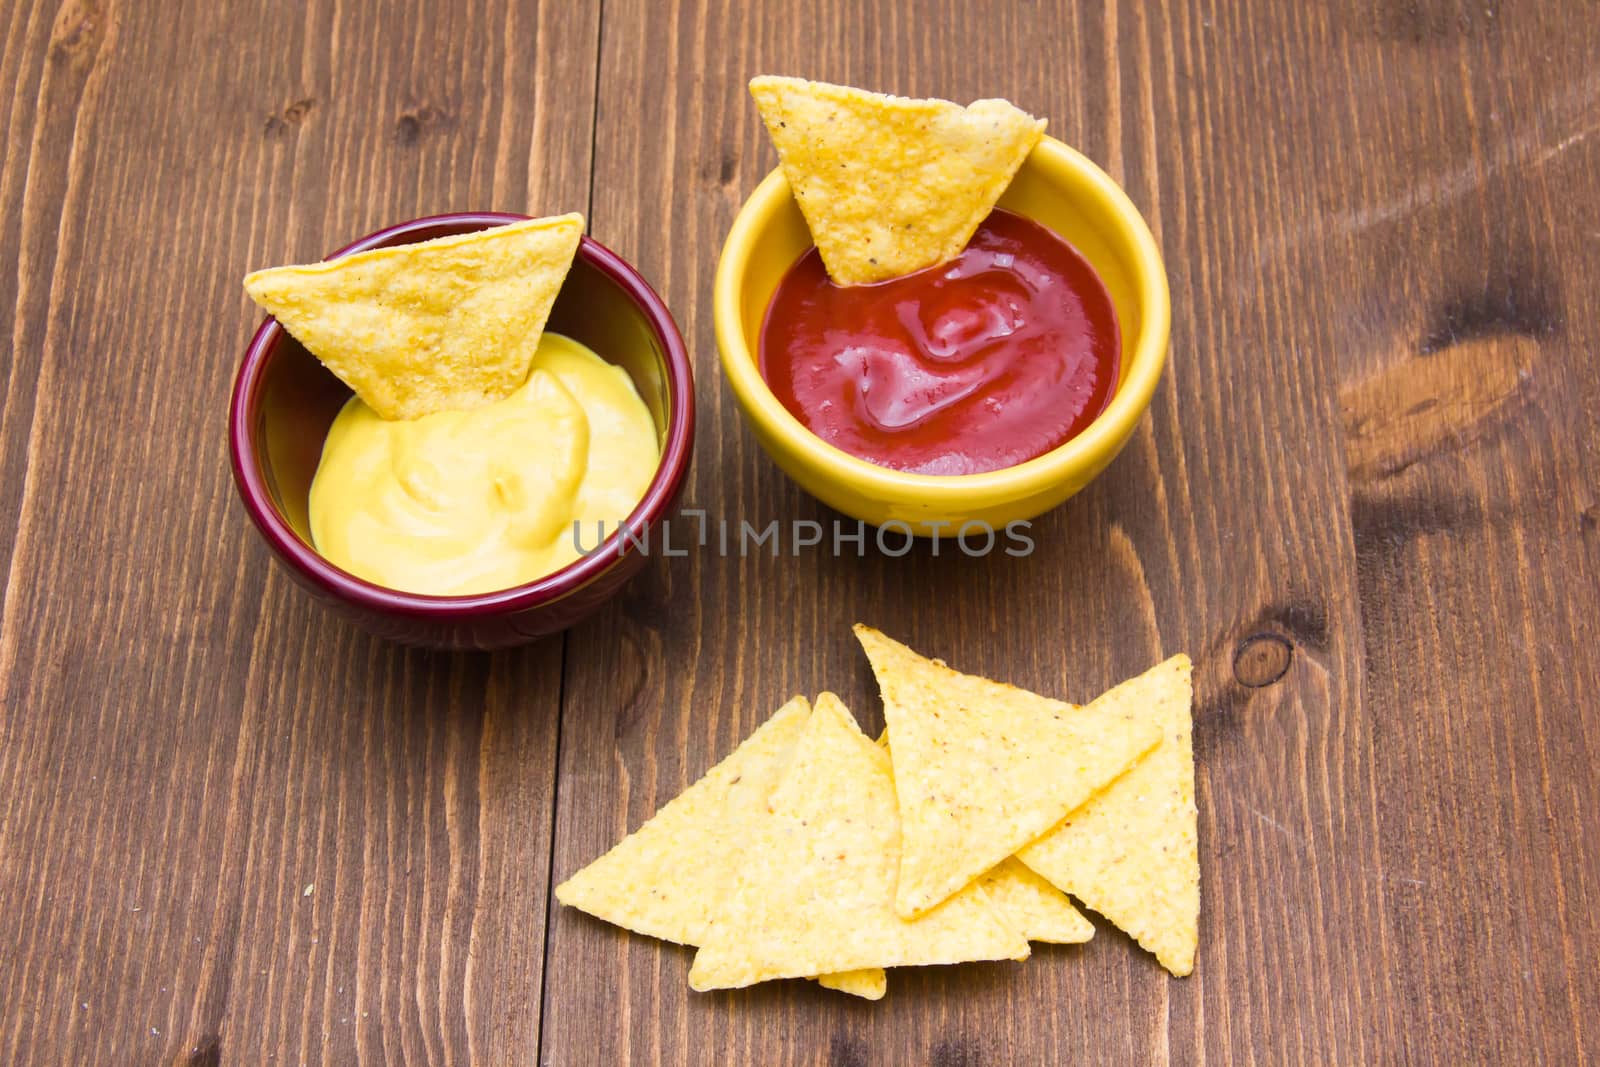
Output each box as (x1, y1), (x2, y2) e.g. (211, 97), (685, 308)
(556, 625), (1198, 999)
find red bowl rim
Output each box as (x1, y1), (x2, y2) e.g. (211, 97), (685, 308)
(227, 211), (695, 621)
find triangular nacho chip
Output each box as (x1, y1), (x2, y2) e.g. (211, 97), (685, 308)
(874, 732), (1092, 944)
(854, 624), (1162, 918)
(1017, 655), (1199, 976)
(688, 693), (1028, 990)
(977, 858), (1095, 944)
(552, 696), (883, 997)
(749, 76), (1045, 285)
(244, 213), (584, 420)
(817, 968), (888, 1000)
(554, 696), (810, 945)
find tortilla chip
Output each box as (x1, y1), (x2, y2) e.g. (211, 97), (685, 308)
(552, 696), (883, 997)
(1017, 656), (1198, 976)
(816, 968), (888, 1000)
(749, 76), (1045, 285)
(554, 696), (810, 944)
(873, 732), (1092, 944)
(854, 624), (1162, 918)
(244, 213), (584, 420)
(688, 693), (1029, 990)
(978, 858), (1095, 944)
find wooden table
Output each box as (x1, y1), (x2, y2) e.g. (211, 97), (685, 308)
(3, 0), (1597, 1062)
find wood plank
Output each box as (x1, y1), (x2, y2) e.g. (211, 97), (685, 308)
(1325, 6), (1600, 1061)
(545, 0), (1600, 1063)
(0, 0), (599, 1061)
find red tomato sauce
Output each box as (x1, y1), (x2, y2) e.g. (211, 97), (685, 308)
(759, 209), (1121, 476)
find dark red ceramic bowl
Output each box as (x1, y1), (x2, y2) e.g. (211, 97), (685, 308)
(229, 212), (694, 650)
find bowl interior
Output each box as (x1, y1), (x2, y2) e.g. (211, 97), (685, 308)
(733, 142), (1153, 397)
(249, 233), (677, 550)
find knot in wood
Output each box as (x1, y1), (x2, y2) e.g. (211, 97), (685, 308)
(1232, 633), (1293, 687)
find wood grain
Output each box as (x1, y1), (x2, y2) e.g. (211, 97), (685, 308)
(0, 0), (599, 1062)
(1, 0), (1598, 1063)
(544, 1), (1600, 1064)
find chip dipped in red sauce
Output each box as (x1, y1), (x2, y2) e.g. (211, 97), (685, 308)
(759, 209), (1121, 476)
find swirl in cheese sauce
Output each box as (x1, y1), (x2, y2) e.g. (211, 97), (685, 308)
(310, 333), (659, 595)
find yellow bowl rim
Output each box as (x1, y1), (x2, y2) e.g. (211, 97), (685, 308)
(714, 135), (1171, 510)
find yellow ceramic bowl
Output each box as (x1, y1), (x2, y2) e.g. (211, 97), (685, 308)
(714, 135), (1170, 533)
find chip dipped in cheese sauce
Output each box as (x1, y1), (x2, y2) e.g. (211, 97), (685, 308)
(309, 332), (659, 596)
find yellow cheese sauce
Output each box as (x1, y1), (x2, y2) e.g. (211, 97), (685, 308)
(309, 333), (659, 595)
